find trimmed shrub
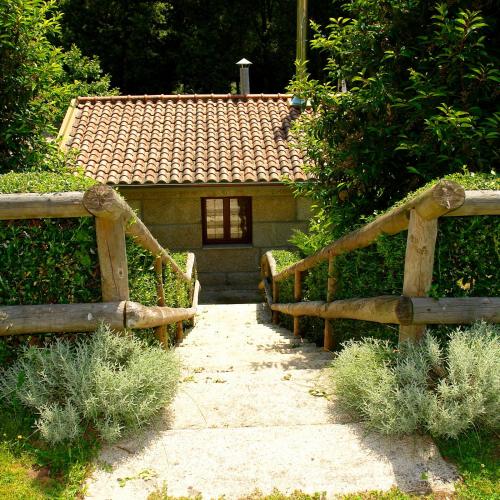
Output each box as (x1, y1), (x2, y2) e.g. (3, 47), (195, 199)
(127, 238), (191, 345)
(275, 172), (500, 347)
(0, 324), (180, 444)
(0, 172), (192, 355)
(0, 172), (99, 307)
(331, 322), (500, 438)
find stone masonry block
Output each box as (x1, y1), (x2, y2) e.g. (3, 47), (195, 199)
(253, 196), (296, 222)
(296, 197), (313, 221)
(143, 198), (201, 225)
(195, 247), (260, 273)
(252, 221), (309, 247)
(150, 224), (203, 250)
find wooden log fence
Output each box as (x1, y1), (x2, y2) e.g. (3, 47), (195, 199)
(260, 183), (500, 348)
(0, 185), (200, 345)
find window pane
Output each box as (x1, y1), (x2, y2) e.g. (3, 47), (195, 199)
(205, 198), (224, 240)
(230, 198), (249, 240)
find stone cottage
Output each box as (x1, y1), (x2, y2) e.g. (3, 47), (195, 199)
(58, 93), (312, 302)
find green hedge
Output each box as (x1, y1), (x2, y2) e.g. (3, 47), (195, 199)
(0, 172), (191, 360)
(127, 239), (191, 345)
(274, 173), (500, 347)
(0, 172), (100, 308)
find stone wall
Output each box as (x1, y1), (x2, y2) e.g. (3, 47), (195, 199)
(119, 184), (311, 302)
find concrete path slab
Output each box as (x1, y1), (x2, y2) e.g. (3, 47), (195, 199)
(85, 304), (457, 499)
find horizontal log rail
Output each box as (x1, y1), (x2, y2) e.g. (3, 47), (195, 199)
(273, 180), (465, 283)
(266, 296), (500, 325)
(260, 182), (500, 347)
(0, 186), (201, 344)
(0, 296), (200, 336)
(0, 192), (91, 219)
(444, 190), (500, 217)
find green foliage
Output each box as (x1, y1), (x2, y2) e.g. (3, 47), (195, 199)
(0, 171), (96, 194)
(0, 172), (192, 358)
(0, 218), (99, 306)
(59, 0), (173, 94)
(331, 322), (500, 439)
(57, 0), (333, 94)
(0, 172), (100, 308)
(0, 172), (99, 362)
(281, 173), (500, 346)
(0, 428), (97, 499)
(0, 0), (114, 173)
(127, 238), (191, 345)
(290, 1), (500, 228)
(0, 324), (180, 444)
(436, 432), (500, 499)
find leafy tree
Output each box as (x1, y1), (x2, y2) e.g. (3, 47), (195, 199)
(290, 0), (500, 236)
(0, 0), (114, 173)
(58, 0), (333, 94)
(59, 0), (174, 94)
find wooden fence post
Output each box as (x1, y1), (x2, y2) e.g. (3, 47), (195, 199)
(272, 279), (280, 324)
(176, 321), (184, 343)
(95, 216), (129, 303)
(154, 255), (168, 347)
(293, 270), (302, 336)
(399, 209), (438, 342)
(324, 256), (337, 351)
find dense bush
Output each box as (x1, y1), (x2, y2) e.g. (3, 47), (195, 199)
(290, 0), (500, 230)
(0, 173), (100, 312)
(0, 172), (192, 362)
(273, 173), (499, 346)
(0, 0), (114, 173)
(330, 322), (499, 439)
(127, 238), (191, 345)
(0, 324), (180, 444)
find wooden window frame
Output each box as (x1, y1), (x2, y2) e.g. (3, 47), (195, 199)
(201, 196), (252, 245)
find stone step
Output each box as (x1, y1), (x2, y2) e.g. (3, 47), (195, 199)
(85, 423), (457, 499)
(198, 271), (261, 288)
(178, 346), (333, 372)
(179, 335), (315, 350)
(85, 303), (457, 499)
(173, 369), (348, 430)
(199, 288), (262, 304)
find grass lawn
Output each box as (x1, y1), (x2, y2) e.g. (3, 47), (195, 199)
(0, 406), (98, 499)
(436, 432), (499, 499)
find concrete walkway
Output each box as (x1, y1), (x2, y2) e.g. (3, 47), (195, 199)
(85, 304), (457, 499)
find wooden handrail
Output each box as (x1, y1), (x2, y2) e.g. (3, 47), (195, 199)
(260, 182), (499, 346)
(0, 192), (91, 219)
(273, 180), (465, 283)
(265, 296), (500, 325)
(83, 185), (190, 282)
(0, 299), (200, 336)
(444, 190), (500, 217)
(0, 186), (200, 344)
(185, 252), (196, 281)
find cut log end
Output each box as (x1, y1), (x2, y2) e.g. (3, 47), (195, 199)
(83, 184), (124, 219)
(431, 180), (466, 213)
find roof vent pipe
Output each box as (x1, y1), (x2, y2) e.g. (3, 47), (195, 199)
(236, 58), (252, 95)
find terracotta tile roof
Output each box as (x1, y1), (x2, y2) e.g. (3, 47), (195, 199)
(61, 94), (309, 185)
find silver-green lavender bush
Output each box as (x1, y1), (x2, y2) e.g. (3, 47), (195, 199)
(331, 322), (499, 438)
(0, 324), (180, 444)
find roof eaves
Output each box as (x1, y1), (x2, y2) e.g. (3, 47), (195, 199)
(57, 98), (78, 150)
